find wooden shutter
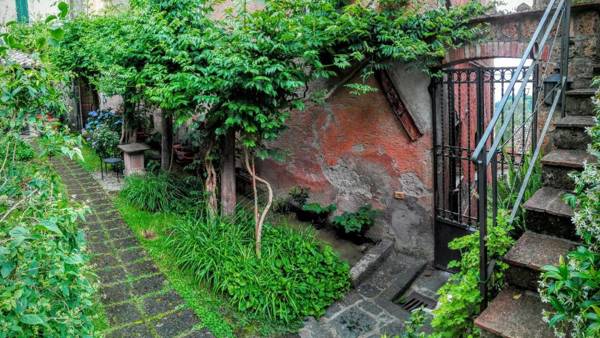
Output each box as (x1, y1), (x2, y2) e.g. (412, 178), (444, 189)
(15, 0), (29, 23)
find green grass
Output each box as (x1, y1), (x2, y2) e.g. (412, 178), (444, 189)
(77, 143), (102, 172)
(115, 196), (293, 337)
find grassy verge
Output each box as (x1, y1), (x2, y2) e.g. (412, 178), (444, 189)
(77, 142), (101, 172)
(115, 196), (290, 337)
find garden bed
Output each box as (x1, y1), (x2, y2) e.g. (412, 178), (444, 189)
(271, 211), (373, 267)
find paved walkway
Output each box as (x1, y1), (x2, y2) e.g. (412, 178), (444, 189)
(51, 158), (213, 338)
(299, 253), (427, 338)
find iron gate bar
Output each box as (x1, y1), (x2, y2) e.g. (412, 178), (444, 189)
(433, 65), (535, 270)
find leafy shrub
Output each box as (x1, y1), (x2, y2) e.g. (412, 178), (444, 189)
(430, 210), (515, 337)
(301, 203), (337, 215)
(0, 136), (34, 161)
(332, 204), (380, 234)
(0, 135), (96, 337)
(82, 110), (122, 158)
(89, 123), (121, 158)
(167, 212), (351, 324)
(120, 172), (203, 213)
(288, 186), (310, 206)
(540, 81), (600, 337)
(540, 247), (600, 337)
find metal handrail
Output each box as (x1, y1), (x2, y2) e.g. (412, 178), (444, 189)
(472, 0), (572, 309)
(471, 0), (564, 163)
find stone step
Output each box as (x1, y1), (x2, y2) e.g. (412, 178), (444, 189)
(524, 187), (577, 241)
(504, 231), (577, 291)
(565, 91), (596, 116)
(475, 287), (554, 338)
(553, 116), (594, 150)
(542, 149), (596, 190)
(566, 88), (596, 97)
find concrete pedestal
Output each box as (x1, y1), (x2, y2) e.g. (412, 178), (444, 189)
(118, 143), (150, 176)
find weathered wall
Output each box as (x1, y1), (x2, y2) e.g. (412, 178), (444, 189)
(1, 0), (17, 24)
(257, 64), (436, 260)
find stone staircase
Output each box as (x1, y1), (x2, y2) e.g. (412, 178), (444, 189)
(474, 74), (598, 337)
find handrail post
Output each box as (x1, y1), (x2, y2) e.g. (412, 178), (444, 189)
(560, 0), (571, 117)
(477, 154), (488, 310)
(476, 68), (488, 310)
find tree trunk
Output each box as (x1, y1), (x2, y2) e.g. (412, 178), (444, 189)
(243, 148), (273, 259)
(220, 130), (236, 216)
(160, 112), (173, 171)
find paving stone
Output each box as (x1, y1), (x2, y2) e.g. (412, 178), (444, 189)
(119, 247), (147, 263)
(380, 322), (404, 336)
(330, 307), (376, 338)
(105, 302), (143, 326)
(97, 266), (127, 284)
(132, 275), (167, 296)
(359, 301), (384, 316)
(154, 309), (200, 337)
(143, 291), (185, 317)
(182, 328), (216, 338)
(102, 219), (127, 228)
(357, 283), (382, 299)
(87, 240), (113, 254)
(100, 282), (133, 304)
(105, 323), (154, 338)
(93, 203), (114, 213)
(86, 231), (107, 243)
(126, 260), (160, 276)
(85, 214), (101, 223)
(113, 237), (140, 250)
(91, 254), (120, 268)
(109, 226), (135, 240)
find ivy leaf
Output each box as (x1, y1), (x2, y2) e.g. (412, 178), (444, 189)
(1, 262), (15, 278)
(40, 219), (63, 236)
(49, 28), (65, 41)
(58, 2), (69, 19)
(20, 314), (45, 325)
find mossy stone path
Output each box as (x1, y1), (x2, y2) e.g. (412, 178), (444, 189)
(51, 158), (213, 338)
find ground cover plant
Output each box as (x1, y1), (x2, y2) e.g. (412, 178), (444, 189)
(539, 80), (600, 337)
(167, 211), (351, 325)
(0, 134), (98, 337)
(332, 204), (380, 235)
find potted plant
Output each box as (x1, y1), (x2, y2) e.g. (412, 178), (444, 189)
(332, 204), (380, 242)
(299, 202), (337, 226)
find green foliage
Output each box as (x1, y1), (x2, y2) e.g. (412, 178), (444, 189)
(301, 202), (337, 215)
(430, 210), (515, 337)
(289, 186), (310, 206)
(120, 172), (202, 213)
(0, 135), (97, 337)
(88, 123), (120, 158)
(167, 211), (351, 324)
(540, 247), (600, 337)
(496, 152), (542, 227)
(0, 135), (34, 161)
(540, 80), (600, 337)
(332, 204), (380, 235)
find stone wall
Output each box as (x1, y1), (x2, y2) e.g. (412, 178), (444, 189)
(257, 64), (436, 260)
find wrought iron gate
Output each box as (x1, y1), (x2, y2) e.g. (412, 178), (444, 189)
(432, 66), (538, 269)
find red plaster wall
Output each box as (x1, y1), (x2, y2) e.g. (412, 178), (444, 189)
(257, 73), (435, 258)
